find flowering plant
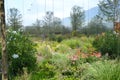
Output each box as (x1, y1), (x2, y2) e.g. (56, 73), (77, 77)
(6, 29), (37, 77)
(93, 31), (120, 58)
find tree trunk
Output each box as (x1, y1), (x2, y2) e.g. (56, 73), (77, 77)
(0, 0), (8, 80)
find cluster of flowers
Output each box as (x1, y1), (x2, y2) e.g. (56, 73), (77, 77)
(68, 49), (101, 62)
(113, 31), (119, 37)
(6, 29), (24, 59)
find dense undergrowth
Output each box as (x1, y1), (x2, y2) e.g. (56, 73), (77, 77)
(0, 30), (120, 80)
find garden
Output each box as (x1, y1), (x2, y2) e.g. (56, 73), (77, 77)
(0, 29), (120, 80)
(1, 0), (120, 79)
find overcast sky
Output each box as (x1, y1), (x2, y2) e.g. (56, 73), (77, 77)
(5, 0), (101, 26)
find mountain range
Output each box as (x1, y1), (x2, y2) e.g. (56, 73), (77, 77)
(62, 6), (99, 27)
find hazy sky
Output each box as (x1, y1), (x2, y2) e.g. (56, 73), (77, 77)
(5, 0), (101, 26)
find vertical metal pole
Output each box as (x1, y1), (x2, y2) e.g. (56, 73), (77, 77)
(0, 0), (8, 80)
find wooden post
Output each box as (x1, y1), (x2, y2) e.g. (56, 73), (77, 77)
(114, 22), (120, 33)
(0, 0), (8, 80)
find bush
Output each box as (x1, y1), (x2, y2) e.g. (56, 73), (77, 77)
(48, 34), (64, 43)
(61, 37), (95, 53)
(30, 59), (56, 80)
(4, 29), (37, 78)
(48, 34), (56, 41)
(55, 44), (71, 54)
(62, 39), (80, 49)
(93, 31), (120, 58)
(56, 35), (64, 43)
(38, 45), (52, 58)
(51, 53), (70, 70)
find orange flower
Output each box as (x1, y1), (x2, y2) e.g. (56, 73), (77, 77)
(81, 53), (88, 58)
(92, 52), (101, 58)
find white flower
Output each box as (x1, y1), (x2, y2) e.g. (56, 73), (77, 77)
(113, 31), (116, 34)
(116, 33), (119, 37)
(12, 31), (17, 34)
(7, 42), (9, 44)
(6, 29), (10, 32)
(18, 29), (23, 32)
(12, 54), (19, 59)
(116, 32), (119, 35)
(9, 36), (12, 41)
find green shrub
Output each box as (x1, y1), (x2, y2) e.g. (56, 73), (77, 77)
(93, 31), (120, 58)
(51, 54), (69, 70)
(61, 37), (95, 53)
(30, 59), (56, 80)
(51, 54), (87, 79)
(4, 29), (37, 78)
(40, 46), (52, 58)
(48, 34), (56, 41)
(55, 44), (71, 54)
(72, 30), (77, 36)
(13, 68), (30, 80)
(77, 56), (100, 64)
(48, 34), (64, 43)
(56, 35), (64, 43)
(62, 39), (80, 49)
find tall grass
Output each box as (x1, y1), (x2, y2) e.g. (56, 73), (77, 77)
(82, 60), (120, 80)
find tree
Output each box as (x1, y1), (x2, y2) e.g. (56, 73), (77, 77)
(70, 5), (85, 35)
(43, 11), (64, 34)
(32, 19), (44, 35)
(43, 11), (54, 34)
(82, 16), (109, 35)
(98, 0), (120, 29)
(7, 8), (22, 31)
(0, 0), (8, 80)
(52, 17), (63, 34)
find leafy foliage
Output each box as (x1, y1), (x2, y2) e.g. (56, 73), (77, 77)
(61, 38), (81, 49)
(81, 16), (110, 35)
(98, 0), (120, 22)
(93, 31), (120, 58)
(70, 5), (85, 36)
(8, 35), (120, 80)
(7, 8), (23, 31)
(6, 29), (37, 78)
(48, 34), (64, 42)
